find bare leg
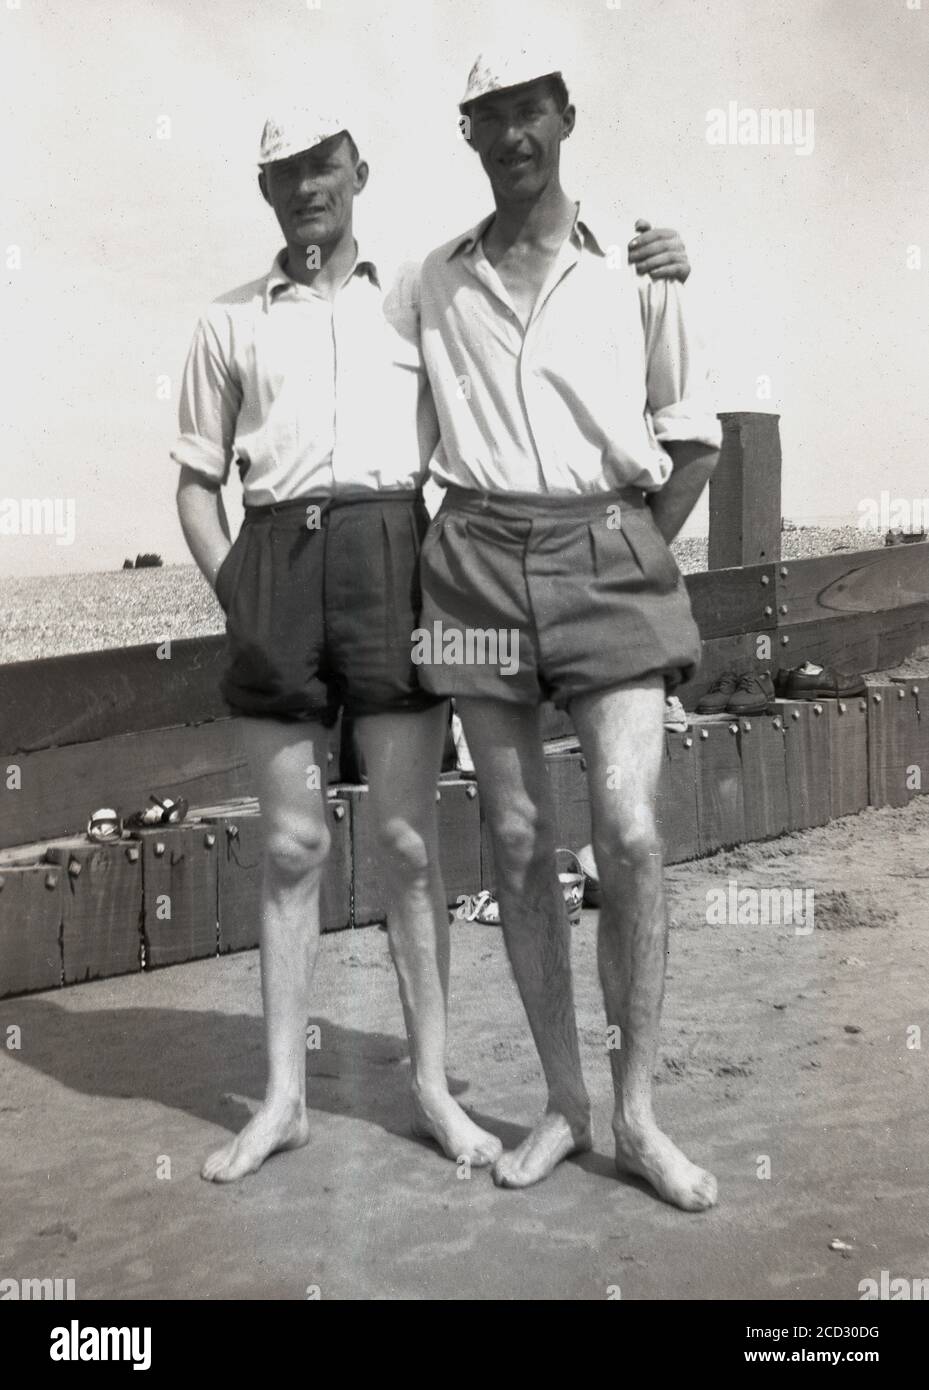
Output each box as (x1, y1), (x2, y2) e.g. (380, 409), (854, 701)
(571, 677), (717, 1212)
(355, 705), (501, 1165)
(455, 699), (592, 1188)
(202, 717), (329, 1182)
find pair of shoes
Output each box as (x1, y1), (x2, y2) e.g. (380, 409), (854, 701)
(774, 661), (866, 700)
(663, 694), (689, 732)
(696, 670), (776, 716)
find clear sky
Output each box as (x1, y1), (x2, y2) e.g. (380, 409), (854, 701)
(2, 0), (927, 576)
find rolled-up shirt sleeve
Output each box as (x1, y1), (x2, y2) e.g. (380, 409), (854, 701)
(640, 278), (722, 451)
(170, 310), (241, 483)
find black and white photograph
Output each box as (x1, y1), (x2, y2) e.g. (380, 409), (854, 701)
(1, 0), (927, 1329)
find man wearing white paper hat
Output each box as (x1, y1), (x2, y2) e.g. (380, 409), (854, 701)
(173, 109), (510, 1182)
(416, 51), (721, 1208)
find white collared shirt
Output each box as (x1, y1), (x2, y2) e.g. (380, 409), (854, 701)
(171, 250), (437, 502)
(418, 204), (722, 495)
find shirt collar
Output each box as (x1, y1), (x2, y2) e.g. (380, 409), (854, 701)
(447, 201), (609, 262)
(264, 246), (380, 307)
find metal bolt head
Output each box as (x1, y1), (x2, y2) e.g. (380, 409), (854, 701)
(780, 567), (788, 578)
(435, 789), (441, 802)
(67, 857), (82, 877)
(859, 699), (867, 712)
(912, 686), (920, 696)
(778, 605), (788, 616)
(760, 574), (770, 586)
(813, 704), (823, 715)
(838, 702), (846, 714)
(333, 805), (346, 822)
(773, 717), (782, 729)
(699, 728), (709, 740)
(204, 832), (216, 848)
(780, 636), (790, 645)
(873, 693), (882, 704)
(465, 784), (478, 799)
(763, 605), (773, 617)
(742, 719), (752, 732)
(729, 722), (739, 735)
(126, 845), (140, 863)
(898, 688), (905, 699)
(45, 871), (58, 889)
(226, 824), (239, 839)
(154, 842), (166, 857)
(683, 736), (693, 748)
(791, 710), (800, 721)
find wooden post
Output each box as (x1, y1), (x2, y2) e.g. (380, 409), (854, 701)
(708, 412), (782, 569)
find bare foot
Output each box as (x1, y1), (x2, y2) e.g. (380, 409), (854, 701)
(411, 1086), (503, 1166)
(201, 1096), (310, 1183)
(614, 1119), (717, 1212)
(492, 1111), (593, 1188)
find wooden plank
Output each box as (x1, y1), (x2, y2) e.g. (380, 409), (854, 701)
(0, 719), (253, 852)
(61, 841), (142, 983)
(772, 603), (929, 681)
(830, 696), (871, 819)
(546, 753), (592, 853)
(737, 714), (789, 842)
(0, 636), (227, 755)
(708, 412), (782, 569)
(437, 780), (482, 907)
(695, 719), (745, 855)
(660, 731), (700, 863)
(685, 564), (778, 639)
(776, 543), (929, 627)
(0, 863), (62, 998)
(867, 685), (920, 809)
(781, 700), (833, 830)
(141, 823), (219, 969)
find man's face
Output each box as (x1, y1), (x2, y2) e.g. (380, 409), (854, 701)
(465, 79), (573, 200)
(259, 133), (366, 248)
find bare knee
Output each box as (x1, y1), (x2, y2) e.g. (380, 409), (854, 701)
(378, 818), (434, 886)
(491, 801), (554, 882)
(594, 815), (662, 877)
(263, 818), (330, 885)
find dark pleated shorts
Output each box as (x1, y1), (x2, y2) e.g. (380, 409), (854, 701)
(214, 491), (443, 726)
(416, 486), (702, 709)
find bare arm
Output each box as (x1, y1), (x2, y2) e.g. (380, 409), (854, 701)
(648, 440), (719, 545)
(176, 465), (233, 592)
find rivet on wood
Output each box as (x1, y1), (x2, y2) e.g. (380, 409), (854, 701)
(838, 702), (846, 713)
(204, 832), (216, 847)
(763, 605), (773, 617)
(897, 688), (905, 699)
(465, 784), (478, 799)
(729, 722), (739, 734)
(333, 805), (346, 821)
(699, 728), (709, 740)
(873, 693), (882, 704)
(154, 842), (166, 857)
(773, 717), (782, 729)
(126, 846), (139, 862)
(683, 736), (693, 748)
(68, 858), (82, 877)
(780, 636), (790, 645)
(791, 710), (800, 721)
(741, 720), (752, 732)
(760, 574), (770, 586)
(435, 789), (441, 802)
(45, 872), (58, 889)
(859, 699), (867, 712)
(913, 686), (920, 696)
(778, 605), (788, 616)
(780, 567), (788, 578)
(813, 704), (823, 715)
(226, 825), (239, 839)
